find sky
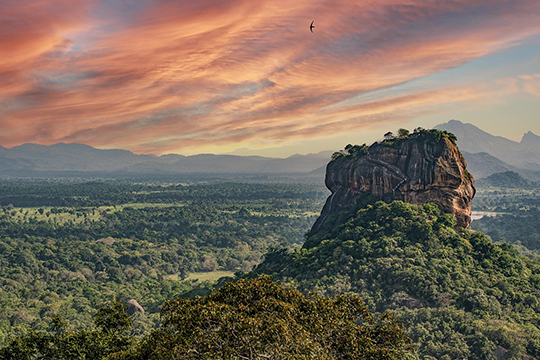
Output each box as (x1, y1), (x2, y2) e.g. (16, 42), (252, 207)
(1, 0), (540, 157)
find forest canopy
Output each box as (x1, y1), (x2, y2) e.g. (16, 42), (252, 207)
(252, 200), (540, 359)
(0, 277), (413, 360)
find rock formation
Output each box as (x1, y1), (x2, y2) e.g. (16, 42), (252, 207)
(126, 299), (145, 315)
(311, 129), (475, 233)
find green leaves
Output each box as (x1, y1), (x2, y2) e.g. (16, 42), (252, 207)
(122, 276), (412, 360)
(0, 181), (326, 343)
(254, 200), (540, 358)
(0, 304), (135, 360)
(94, 302), (132, 334)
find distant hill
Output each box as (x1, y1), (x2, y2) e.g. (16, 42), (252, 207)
(1, 143), (155, 172)
(475, 171), (538, 189)
(3, 120), (540, 179)
(460, 151), (515, 179)
(435, 120), (540, 171)
(0, 143), (332, 177)
(521, 130), (540, 149)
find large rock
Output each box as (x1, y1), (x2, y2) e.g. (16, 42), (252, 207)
(311, 129), (475, 233)
(126, 299), (145, 315)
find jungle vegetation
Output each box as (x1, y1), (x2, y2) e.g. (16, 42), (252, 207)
(252, 200), (540, 359)
(3, 175), (540, 359)
(0, 179), (327, 344)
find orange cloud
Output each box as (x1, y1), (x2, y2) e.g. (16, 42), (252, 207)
(0, 0), (539, 155)
(0, 1), (95, 87)
(518, 74), (540, 97)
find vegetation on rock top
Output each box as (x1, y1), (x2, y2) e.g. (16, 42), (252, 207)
(331, 128), (457, 161)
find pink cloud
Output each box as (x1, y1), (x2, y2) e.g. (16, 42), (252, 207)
(0, 0), (539, 154)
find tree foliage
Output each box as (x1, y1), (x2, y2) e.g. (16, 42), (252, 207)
(397, 128), (410, 138)
(253, 201), (540, 359)
(331, 128), (458, 162)
(0, 180), (326, 344)
(115, 276), (413, 360)
(0, 302), (133, 360)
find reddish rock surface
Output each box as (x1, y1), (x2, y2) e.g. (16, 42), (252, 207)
(311, 130), (475, 233)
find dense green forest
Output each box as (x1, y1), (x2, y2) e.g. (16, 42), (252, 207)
(471, 172), (540, 255)
(252, 200), (540, 359)
(3, 174), (540, 358)
(472, 171), (540, 213)
(0, 277), (413, 360)
(472, 208), (540, 252)
(0, 179), (327, 344)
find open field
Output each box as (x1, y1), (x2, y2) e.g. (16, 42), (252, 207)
(184, 270), (236, 282)
(2, 203), (184, 224)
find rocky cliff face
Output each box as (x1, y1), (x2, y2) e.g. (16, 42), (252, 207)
(311, 130), (475, 233)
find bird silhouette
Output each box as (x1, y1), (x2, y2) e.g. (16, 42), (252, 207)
(310, 20), (315, 33)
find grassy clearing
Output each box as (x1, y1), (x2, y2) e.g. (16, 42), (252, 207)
(2, 201), (312, 225)
(115, 203), (184, 210)
(2, 203), (184, 224)
(250, 210), (320, 218)
(184, 270), (236, 282)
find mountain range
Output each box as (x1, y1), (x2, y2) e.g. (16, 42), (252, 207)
(435, 120), (540, 179)
(1, 120), (539, 179)
(0, 142), (332, 177)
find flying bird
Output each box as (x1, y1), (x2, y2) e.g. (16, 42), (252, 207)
(310, 20), (315, 33)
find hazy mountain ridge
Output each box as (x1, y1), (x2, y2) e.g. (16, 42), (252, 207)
(475, 170), (537, 188)
(436, 120), (540, 172)
(521, 131), (540, 149)
(2, 120), (540, 178)
(0, 143), (333, 176)
(460, 151), (516, 179)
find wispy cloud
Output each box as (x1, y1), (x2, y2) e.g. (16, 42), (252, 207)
(1, 0), (539, 154)
(519, 74), (540, 97)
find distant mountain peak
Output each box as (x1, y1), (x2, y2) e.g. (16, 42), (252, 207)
(435, 120), (540, 175)
(436, 120), (489, 139)
(12, 143), (47, 149)
(521, 131), (540, 147)
(51, 142), (95, 149)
